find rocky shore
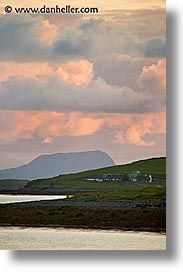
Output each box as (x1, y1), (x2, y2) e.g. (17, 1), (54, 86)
(0, 197), (166, 232)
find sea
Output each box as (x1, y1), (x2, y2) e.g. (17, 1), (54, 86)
(0, 195), (166, 250)
(0, 194), (67, 204)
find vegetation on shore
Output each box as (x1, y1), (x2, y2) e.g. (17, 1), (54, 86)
(0, 179), (28, 190)
(69, 185), (166, 201)
(0, 197), (166, 232)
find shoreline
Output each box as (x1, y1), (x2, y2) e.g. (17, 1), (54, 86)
(0, 189), (121, 195)
(0, 225), (166, 234)
(0, 224), (166, 234)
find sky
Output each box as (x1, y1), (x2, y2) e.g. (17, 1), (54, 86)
(0, 0), (166, 168)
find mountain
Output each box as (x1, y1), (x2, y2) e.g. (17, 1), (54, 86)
(0, 151), (115, 180)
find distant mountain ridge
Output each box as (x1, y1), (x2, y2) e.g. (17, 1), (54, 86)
(0, 151), (115, 180)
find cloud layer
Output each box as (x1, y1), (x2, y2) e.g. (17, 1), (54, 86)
(0, 110), (165, 147)
(0, 58), (165, 113)
(0, 6), (166, 167)
(0, 13), (165, 62)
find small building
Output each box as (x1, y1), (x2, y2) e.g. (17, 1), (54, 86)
(87, 173), (124, 182)
(128, 171), (140, 182)
(86, 171), (152, 183)
(146, 174), (153, 182)
(87, 174), (104, 182)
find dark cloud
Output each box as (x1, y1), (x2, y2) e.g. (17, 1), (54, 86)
(94, 55), (155, 88)
(52, 18), (165, 59)
(54, 37), (90, 57)
(0, 14), (166, 62)
(142, 37), (166, 57)
(0, 14), (49, 61)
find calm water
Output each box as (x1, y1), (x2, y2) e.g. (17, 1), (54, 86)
(0, 194), (67, 204)
(0, 227), (166, 250)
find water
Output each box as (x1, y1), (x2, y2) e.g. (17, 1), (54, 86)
(0, 227), (166, 250)
(0, 194), (67, 204)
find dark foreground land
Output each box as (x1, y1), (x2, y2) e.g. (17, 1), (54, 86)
(0, 193), (166, 232)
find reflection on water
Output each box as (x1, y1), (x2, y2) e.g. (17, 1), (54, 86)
(0, 227), (166, 250)
(0, 195), (67, 204)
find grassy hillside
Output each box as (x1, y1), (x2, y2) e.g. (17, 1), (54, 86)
(0, 179), (29, 190)
(26, 157), (166, 191)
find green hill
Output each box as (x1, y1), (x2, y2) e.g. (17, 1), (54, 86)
(0, 179), (28, 191)
(25, 157), (166, 191)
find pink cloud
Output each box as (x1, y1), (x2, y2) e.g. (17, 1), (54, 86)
(56, 59), (93, 86)
(0, 59), (93, 86)
(121, 113), (165, 146)
(0, 111), (103, 142)
(0, 62), (54, 82)
(36, 19), (58, 45)
(41, 136), (55, 144)
(98, 112), (166, 146)
(138, 59), (166, 94)
(0, 111), (165, 147)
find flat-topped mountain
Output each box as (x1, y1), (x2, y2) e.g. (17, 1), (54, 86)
(0, 151), (115, 180)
